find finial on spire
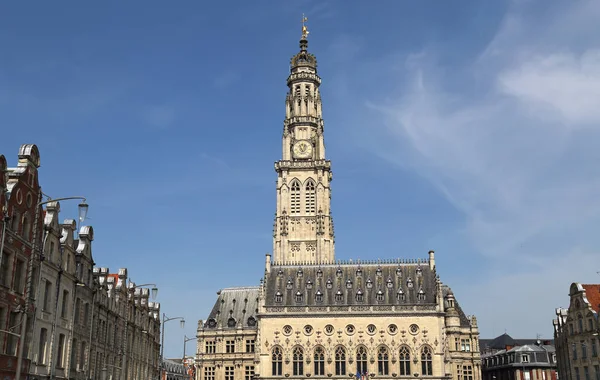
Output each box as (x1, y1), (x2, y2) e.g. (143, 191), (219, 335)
(301, 14), (309, 39)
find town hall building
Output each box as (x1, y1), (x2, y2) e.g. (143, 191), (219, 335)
(195, 22), (482, 380)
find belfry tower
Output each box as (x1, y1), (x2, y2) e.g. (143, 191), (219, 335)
(272, 19), (335, 265)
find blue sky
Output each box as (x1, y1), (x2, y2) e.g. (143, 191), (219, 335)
(2, 0), (600, 357)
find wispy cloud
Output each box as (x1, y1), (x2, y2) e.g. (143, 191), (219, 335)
(353, 1), (600, 335)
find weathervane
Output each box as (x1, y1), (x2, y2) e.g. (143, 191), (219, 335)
(301, 14), (309, 39)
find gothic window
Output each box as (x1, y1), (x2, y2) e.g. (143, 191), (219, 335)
(346, 279), (353, 289)
(275, 291), (283, 303)
(335, 346), (347, 376)
(286, 279), (293, 290)
(325, 325), (335, 335)
(336, 268), (343, 277)
(376, 289), (384, 302)
(378, 346), (390, 375)
(399, 346), (411, 376)
(417, 289), (426, 301)
(272, 347), (283, 376)
(335, 290), (343, 302)
(305, 180), (316, 214)
(297, 268), (304, 277)
(421, 346), (433, 376)
(356, 268), (363, 277)
(314, 347), (325, 376)
(293, 346), (304, 376)
(416, 266), (423, 276)
(306, 279), (313, 289)
(367, 324), (377, 335)
(316, 268), (323, 278)
(366, 278), (373, 289)
(396, 267), (402, 276)
(295, 291), (303, 303)
(356, 346), (368, 374)
(407, 278), (414, 288)
(315, 289), (323, 303)
(376, 267), (382, 277)
(290, 180), (301, 214)
(356, 289), (364, 302)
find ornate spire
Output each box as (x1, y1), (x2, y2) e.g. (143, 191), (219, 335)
(291, 14), (317, 71)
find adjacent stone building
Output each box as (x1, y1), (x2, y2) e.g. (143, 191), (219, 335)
(1, 144), (162, 380)
(480, 333), (557, 380)
(196, 25), (481, 380)
(553, 283), (600, 380)
(0, 145), (43, 380)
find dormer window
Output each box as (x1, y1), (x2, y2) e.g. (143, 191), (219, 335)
(297, 268), (303, 278)
(346, 279), (353, 289)
(416, 266), (422, 276)
(366, 278), (373, 289)
(247, 317), (257, 326)
(521, 354), (529, 363)
(275, 291), (283, 303)
(227, 317), (236, 328)
(396, 267), (402, 276)
(335, 290), (343, 302)
(326, 278), (333, 289)
(286, 279), (293, 290)
(336, 268), (343, 277)
(407, 278), (413, 288)
(306, 279), (313, 289)
(386, 277), (394, 288)
(295, 291), (303, 303)
(376, 289), (384, 302)
(356, 268), (363, 277)
(417, 289), (425, 301)
(207, 318), (217, 328)
(277, 269), (284, 277)
(315, 289), (323, 303)
(316, 269), (323, 278)
(356, 289), (364, 302)
(396, 289), (405, 301)
(376, 267), (382, 277)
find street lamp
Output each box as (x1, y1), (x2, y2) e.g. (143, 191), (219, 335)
(16, 196), (88, 380)
(121, 282), (158, 380)
(183, 335), (197, 361)
(159, 314), (185, 379)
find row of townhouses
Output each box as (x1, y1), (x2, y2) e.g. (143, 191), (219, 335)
(0, 144), (162, 380)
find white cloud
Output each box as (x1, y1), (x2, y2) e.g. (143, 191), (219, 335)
(357, 1), (600, 336)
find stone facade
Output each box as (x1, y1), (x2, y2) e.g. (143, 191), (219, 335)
(1, 144), (162, 380)
(0, 145), (43, 380)
(196, 28), (481, 380)
(553, 283), (600, 380)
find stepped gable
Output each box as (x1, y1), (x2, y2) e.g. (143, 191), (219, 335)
(204, 287), (259, 329)
(264, 259), (437, 307)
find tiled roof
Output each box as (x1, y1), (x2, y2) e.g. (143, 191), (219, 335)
(582, 284), (600, 314)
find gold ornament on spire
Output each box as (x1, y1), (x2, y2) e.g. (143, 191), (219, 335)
(301, 14), (309, 39)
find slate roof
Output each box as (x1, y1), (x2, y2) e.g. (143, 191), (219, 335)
(264, 260), (436, 307)
(204, 287), (259, 330)
(480, 333), (555, 352)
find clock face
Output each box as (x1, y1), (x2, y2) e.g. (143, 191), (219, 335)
(293, 140), (312, 159)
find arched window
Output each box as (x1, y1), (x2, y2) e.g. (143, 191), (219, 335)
(421, 346), (433, 376)
(335, 290), (343, 302)
(22, 215), (30, 239)
(335, 346), (346, 376)
(293, 346), (304, 376)
(399, 346), (411, 376)
(314, 346), (325, 376)
(578, 314), (584, 333)
(356, 346), (368, 374)
(305, 180), (316, 214)
(378, 346), (390, 375)
(272, 346), (283, 376)
(290, 180), (301, 214)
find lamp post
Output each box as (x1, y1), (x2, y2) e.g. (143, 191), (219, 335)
(121, 282), (158, 380)
(160, 314), (185, 379)
(16, 196), (88, 380)
(183, 335), (197, 361)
